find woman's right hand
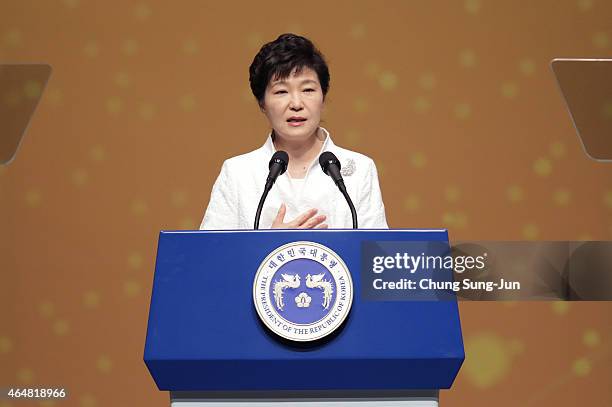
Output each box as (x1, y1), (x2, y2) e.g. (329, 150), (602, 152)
(271, 203), (328, 229)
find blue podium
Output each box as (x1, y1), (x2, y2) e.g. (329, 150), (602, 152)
(144, 229), (464, 406)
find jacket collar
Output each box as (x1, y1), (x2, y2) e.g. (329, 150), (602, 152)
(262, 127), (335, 156)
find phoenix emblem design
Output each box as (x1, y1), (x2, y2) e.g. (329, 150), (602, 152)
(273, 274), (300, 311)
(306, 273), (334, 309)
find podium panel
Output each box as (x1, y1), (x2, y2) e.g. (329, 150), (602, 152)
(144, 229), (464, 397)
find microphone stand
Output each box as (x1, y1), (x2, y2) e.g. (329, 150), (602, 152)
(338, 182), (358, 229)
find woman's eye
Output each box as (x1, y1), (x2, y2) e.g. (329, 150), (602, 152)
(274, 90), (287, 94)
(303, 88), (315, 92)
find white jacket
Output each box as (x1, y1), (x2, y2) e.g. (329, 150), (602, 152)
(199, 128), (388, 230)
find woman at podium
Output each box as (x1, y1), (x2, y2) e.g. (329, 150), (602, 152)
(200, 33), (388, 230)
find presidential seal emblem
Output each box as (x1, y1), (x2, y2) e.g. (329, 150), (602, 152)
(253, 241), (353, 342)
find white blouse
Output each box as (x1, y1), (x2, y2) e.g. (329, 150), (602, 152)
(199, 128), (388, 230)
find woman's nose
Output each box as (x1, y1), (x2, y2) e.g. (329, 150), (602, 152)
(289, 92), (304, 110)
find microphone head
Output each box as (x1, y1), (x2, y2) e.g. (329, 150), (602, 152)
(269, 150), (289, 175)
(319, 151), (341, 175)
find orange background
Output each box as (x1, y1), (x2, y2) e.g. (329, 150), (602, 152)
(1, 0), (611, 406)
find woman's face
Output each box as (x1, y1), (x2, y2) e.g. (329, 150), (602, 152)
(261, 66), (324, 143)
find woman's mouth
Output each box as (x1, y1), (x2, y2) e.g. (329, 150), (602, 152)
(287, 117), (307, 127)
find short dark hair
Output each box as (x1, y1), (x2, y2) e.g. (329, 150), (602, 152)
(249, 33), (330, 107)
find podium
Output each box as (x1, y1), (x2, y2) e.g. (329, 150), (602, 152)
(144, 229), (464, 406)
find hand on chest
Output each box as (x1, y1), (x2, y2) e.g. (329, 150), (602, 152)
(264, 171), (355, 227)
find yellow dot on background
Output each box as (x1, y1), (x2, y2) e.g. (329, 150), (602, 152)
(403, 195), (420, 212)
(444, 185), (461, 203)
(519, 59), (536, 76)
(179, 217), (196, 229)
(171, 190), (188, 208)
(412, 96), (431, 114)
(123, 280), (142, 297)
(23, 80), (42, 99)
(583, 329), (601, 347)
(182, 39), (199, 55)
(364, 62), (380, 77)
(378, 71), (398, 91)
(573, 357), (591, 376)
(105, 96), (123, 114)
(71, 169), (89, 187)
(96, 355), (112, 373)
(577, 0), (593, 11)
(592, 32), (609, 49)
(442, 211), (468, 228)
(551, 301), (570, 315)
(410, 152), (427, 168)
(500, 82), (519, 98)
(549, 141), (566, 158)
(38, 301), (55, 319)
(121, 39), (139, 56)
(506, 185), (524, 203)
(454, 103), (472, 120)
(344, 129), (362, 146)
(553, 188), (571, 206)
(353, 97), (369, 113)
(83, 291), (100, 308)
(3, 29), (22, 47)
(90, 145), (106, 162)
(349, 23), (366, 39)
(138, 102), (156, 120)
(246, 32), (263, 50)
(80, 394), (97, 407)
(128, 252), (143, 269)
(46, 89), (63, 106)
(522, 223), (539, 240)
(114, 72), (130, 88)
(133, 3), (152, 20)
(53, 319), (70, 336)
(180, 95), (196, 112)
(17, 368), (34, 384)
(464, 0), (481, 14)
(533, 157), (552, 177)
(418, 73), (436, 90)
(83, 42), (99, 58)
(25, 189), (42, 208)
(0, 336), (12, 353)
(463, 333), (512, 389)
(603, 190), (612, 209)
(130, 200), (148, 216)
(459, 49), (476, 67)
(601, 101), (612, 119)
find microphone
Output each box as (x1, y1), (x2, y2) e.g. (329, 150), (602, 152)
(319, 151), (358, 229)
(254, 151), (289, 229)
(265, 150), (289, 190)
